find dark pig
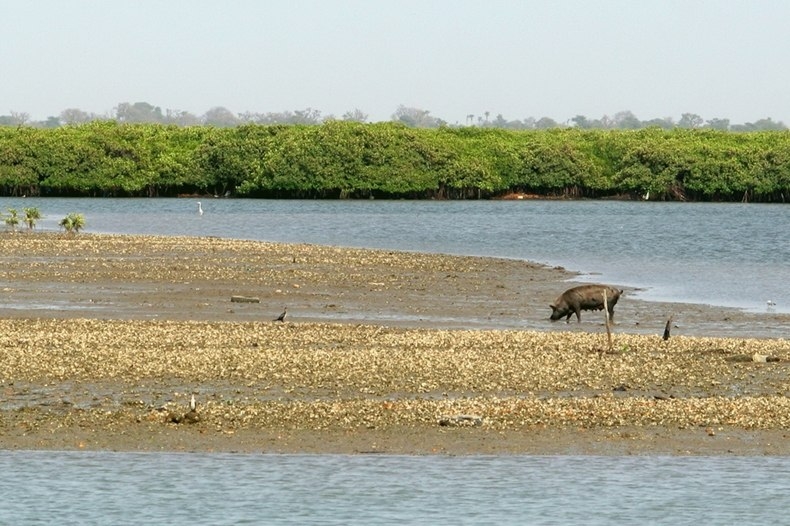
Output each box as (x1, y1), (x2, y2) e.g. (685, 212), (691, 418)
(549, 284), (623, 323)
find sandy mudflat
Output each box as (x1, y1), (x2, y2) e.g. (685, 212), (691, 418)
(1, 232), (788, 455)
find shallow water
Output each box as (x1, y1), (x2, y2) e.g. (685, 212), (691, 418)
(3, 198), (788, 313)
(1, 451), (788, 525)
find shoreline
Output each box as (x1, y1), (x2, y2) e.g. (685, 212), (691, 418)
(1, 232), (789, 456)
(1, 231), (785, 339)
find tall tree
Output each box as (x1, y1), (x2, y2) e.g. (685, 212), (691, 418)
(0, 112), (30, 126)
(202, 107), (239, 127)
(291, 108), (322, 124)
(750, 117), (786, 131)
(41, 116), (61, 128)
(392, 105), (445, 128)
(341, 108), (368, 122)
(535, 117), (559, 129)
(60, 108), (95, 125)
(642, 117), (674, 129)
(164, 109), (200, 126)
(613, 111), (641, 129)
(705, 118), (730, 131)
(115, 102), (164, 123)
(678, 113), (703, 129)
(571, 115), (593, 129)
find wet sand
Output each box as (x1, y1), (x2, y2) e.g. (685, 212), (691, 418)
(1, 232), (788, 455)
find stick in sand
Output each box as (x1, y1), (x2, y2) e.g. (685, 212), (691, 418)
(603, 290), (613, 352)
(663, 314), (674, 341)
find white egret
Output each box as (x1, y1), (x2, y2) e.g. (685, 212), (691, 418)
(197, 201), (204, 215)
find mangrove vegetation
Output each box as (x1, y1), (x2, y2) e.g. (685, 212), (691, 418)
(1, 121), (789, 202)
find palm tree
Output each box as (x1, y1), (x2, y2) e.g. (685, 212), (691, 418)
(23, 207), (42, 229)
(59, 212), (86, 235)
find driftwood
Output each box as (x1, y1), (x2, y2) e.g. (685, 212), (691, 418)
(727, 353), (780, 363)
(438, 414), (484, 427)
(230, 295), (260, 303)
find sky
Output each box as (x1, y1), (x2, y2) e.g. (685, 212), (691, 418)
(3, 0), (790, 125)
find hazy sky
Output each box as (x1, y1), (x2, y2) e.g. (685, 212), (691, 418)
(3, 0), (790, 125)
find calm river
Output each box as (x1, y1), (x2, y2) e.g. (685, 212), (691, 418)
(2, 451), (790, 525)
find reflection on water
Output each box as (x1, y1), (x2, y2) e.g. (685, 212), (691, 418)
(1, 451), (788, 525)
(2, 197), (789, 313)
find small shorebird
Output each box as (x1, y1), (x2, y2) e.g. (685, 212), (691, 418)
(274, 307), (288, 322)
(197, 201), (204, 215)
(181, 394), (200, 423)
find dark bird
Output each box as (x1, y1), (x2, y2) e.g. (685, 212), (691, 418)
(662, 314), (674, 341)
(274, 307), (288, 322)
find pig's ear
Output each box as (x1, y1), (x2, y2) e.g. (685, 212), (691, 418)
(549, 304), (556, 311)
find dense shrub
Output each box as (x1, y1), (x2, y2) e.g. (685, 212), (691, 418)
(1, 122), (788, 201)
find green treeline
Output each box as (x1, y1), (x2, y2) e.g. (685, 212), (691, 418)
(1, 121), (789, 202)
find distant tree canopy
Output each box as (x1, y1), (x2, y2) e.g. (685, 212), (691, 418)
(0, 101), (787, 132)
(1, 121), (789, 202)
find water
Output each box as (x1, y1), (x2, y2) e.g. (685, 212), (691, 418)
(3, 200), (788, 522)
(3, 197), (788, 313)
(1, 451), (788, 525)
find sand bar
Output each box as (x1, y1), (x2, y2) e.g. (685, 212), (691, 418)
(1, 232), (788, 455)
